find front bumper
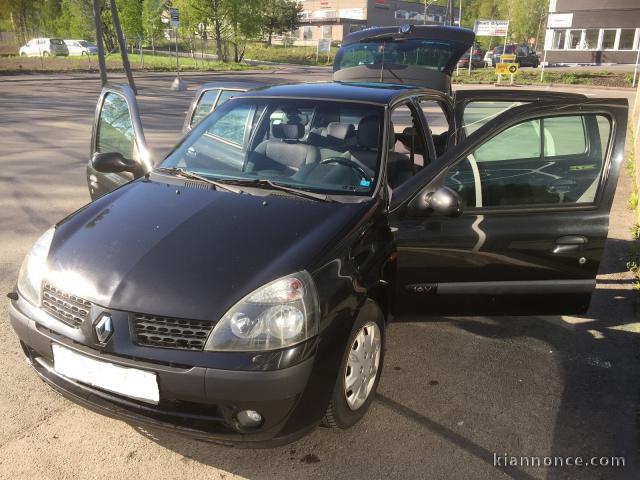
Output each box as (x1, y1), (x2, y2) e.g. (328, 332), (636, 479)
(9, 296), (321, 446)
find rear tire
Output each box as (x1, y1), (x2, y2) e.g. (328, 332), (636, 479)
(42, 51), (50, 57)
(322, 300), (385, 429)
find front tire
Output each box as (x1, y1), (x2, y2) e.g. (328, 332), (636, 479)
(322, 301), (385, 429)
(42, 51), (50, 57)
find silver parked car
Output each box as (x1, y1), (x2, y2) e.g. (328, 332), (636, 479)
(19, 38), (69, 57)
(64, 40), (98, 56)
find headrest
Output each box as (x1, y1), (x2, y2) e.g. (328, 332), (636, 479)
(272, 123), (304, 140)
(357, 116), (380, 149)
(326, 122), (355, 141)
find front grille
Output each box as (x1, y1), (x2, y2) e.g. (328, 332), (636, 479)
(132, 313), (214, 351)
(41, 283), (91, 328)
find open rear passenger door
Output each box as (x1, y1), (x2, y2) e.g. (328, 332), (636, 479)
(390, 97), (628, 316)
(183, 81), (265, 133)
(87, 84), (150, 200)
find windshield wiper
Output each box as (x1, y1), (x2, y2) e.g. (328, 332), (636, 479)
(223, 178), (335, 203)
(155, 167), (244, 194)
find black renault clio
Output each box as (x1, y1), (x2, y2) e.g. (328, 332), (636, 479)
(9, 26), (628, 446)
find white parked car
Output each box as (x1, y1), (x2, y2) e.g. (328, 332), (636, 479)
(64, 40), (98, 56)
(19, 38), (68, 57)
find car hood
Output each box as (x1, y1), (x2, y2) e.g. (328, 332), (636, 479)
(47, 178), (370, 321)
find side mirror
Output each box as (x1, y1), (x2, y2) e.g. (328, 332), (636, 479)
(423, 186), (463, 217)
(91, 152), (144, 177)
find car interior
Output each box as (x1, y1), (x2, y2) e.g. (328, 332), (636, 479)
(175, 100), (436, 195)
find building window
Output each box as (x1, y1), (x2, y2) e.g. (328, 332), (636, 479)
(602, 30), (616, 49)
(583, 29), (599, 49)
(568, 30), (581, 49)
(303, 26), (312, 40)
(618, 29), (636, 50)
(322, 25), (332, 39)
(395, 10), (408, 20)
(552, 29), (566, 49)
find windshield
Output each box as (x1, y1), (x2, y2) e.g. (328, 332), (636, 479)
(334, 39), (460, 73)
(161, 98), (385, 196)
(50, 39), (64, 45)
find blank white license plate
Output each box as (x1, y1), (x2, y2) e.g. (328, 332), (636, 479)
(52, 344), (159, 404)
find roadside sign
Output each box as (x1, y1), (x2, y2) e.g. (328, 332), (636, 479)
(547, 13), (573, 28)
(473, 20), (509, 37)
(495, 63), (519, 75)
(169, 8), (180, 28)
(501, 54), (517, 63)
(317, 39), (331, 63)
(318, 39), (331, 53)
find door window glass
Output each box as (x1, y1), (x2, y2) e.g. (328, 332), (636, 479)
(190, 89), (220, 127)
(96, 92), (136, 159)
(206, 104), (252, 146)
(474, 119), (540, 162)
(443, 157), (477, 208)
(389, 104), (429, 187)
(418, 100), (449, 135)
(462, 100), (525, 136)
(543, 116), (587, 156)
(447, 114), (611, 208)
(216, 90), (238, 107)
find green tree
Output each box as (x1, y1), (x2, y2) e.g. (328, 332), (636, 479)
(224, 0), (261, 62)
(1, 0), (43, 43)
(262, 0), (301, 46)
(115, 0), (143, 46)
(57, 0), (95, 39)
(142, 0), (164, 45)
(508, 0), (547, 47)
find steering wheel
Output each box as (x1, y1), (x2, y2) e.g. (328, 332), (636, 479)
(319, 157), (372, 182)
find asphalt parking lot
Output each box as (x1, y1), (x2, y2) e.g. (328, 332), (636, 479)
(0, 69), (639, 479)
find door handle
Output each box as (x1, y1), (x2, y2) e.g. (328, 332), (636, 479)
(552, 235), (588, 254)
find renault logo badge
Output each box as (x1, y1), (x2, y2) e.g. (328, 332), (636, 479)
(95, 313), (113, 343)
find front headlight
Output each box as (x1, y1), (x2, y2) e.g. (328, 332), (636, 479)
(204, 271), (319, 351)
(17, 227), (55, 306)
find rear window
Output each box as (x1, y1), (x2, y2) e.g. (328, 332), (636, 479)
(335, 39), (461, 73)
(50, 39), (64, 45)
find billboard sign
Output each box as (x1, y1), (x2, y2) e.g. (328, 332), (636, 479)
(474, 20), (509, 37)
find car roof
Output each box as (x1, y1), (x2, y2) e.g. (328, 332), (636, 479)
(239, 81), (434, 105)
